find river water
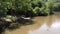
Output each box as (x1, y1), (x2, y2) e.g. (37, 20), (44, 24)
(4, 12), (60, 34)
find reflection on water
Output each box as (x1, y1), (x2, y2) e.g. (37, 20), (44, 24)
(29, 23), (60, 34)
(4, 12), (60, 34)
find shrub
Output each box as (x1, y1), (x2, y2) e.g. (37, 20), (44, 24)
(0, 0), (54, 17)
(45, 1), (54, 14)
(0, 1), (13, 17)
(33, 7), (40, 15)
(53, 2), (60, 11)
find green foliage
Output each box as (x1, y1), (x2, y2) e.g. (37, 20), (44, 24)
(0, 1), (13, 17)
(44, 8), (50, 15)
(53, 2), (60, 11)
(0, 0), (54, 17)
(44, 1), (54, 14)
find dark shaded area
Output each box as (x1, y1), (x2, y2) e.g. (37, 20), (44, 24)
(36, 11), (48, 16)
(37, 2), (42, 8)
(7, 8), (17, 16)
(54, 8), (60, 11)
(0, 21), (11, 34)
(31, 1), (42, 9)
(0, 16), (34, 34)
(25, 10), (36, 17)
(7, 8), (36, 17)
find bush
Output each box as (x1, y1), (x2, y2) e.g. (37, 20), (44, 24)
(53, 2), (60, 11)
(0, 1), (13, 17)
(45, 1), (54, 14)
(0, 0), (54, 17)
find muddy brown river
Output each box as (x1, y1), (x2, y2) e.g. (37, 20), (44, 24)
(4, 12), (60, 34)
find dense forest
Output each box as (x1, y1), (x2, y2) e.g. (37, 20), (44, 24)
(0, 0), (60, 17)
(0, 0), (54, 17)
(0, 0), (60, 34)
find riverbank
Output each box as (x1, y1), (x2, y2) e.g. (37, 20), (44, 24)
(3, 12), (60, 34)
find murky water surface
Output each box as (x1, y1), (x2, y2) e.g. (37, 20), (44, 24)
(4, 12), (60, 34)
